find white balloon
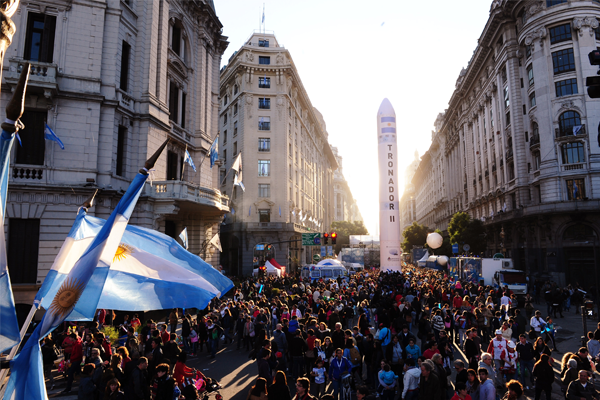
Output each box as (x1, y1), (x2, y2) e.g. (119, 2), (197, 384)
(426, 232), (443, 249)
(437, 256), (449, 266)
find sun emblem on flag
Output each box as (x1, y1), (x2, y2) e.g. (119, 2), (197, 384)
(113, 243), (133, 262)
(48, 277), (86, 319)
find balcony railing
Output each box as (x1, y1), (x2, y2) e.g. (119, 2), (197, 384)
(12, 166), (44, 181)
(5, 59), (58, 96)
(145, 180), (229, 212)
(530, 134), (540, 147)
(556, 124), (586, 138)
(562, 163), (585, 172)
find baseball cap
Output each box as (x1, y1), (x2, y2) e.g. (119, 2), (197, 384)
(495, 329), (503, 335)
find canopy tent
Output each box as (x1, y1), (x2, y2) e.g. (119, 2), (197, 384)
(267, 258), (286, 275)
(417, 250), (430, 266)
(253, 261), (281, 277)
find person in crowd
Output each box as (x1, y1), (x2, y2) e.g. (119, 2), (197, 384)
(127, 357), (150, 400)
(501, 380), (524, 400)
(466, 369), (481, 400)
(418, 361), (440, 400)
(247, 377), (268, 400)
(515, 334), (534, 390)
(451, 382), (472, 400)
(269, 371), (291, 400)
(566, 369), (599, 400)
(403, 357), (421, 400)
(294, 377), (315, 400)
(310, 358), (327, 398)
(530, 311), (546, 339)
(455, 359), (468, 386)
(151, 363), (175, 400)
(78, 363), (96, 400)
(533, 337), (552, 362)
(478, 368), (496, 400)
(379, 361), (398, 400)
(329, 348), (352, 400)
(104, 377), (126, 400)
(561, 359), (579, 393)
(532, 353), (554, 400)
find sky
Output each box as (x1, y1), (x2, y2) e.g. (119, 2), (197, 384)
(215, 0), (492, 235)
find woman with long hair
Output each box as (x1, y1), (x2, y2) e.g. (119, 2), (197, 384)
(268, 371), (291, 400)
(532, 354), (554, 400)
(466, 368), (481, 400)
(103, 377), (125, 400)
(247, 377), (268, 400)
(322, 336), (335, 371)
(559, 352), (575, 378)
(533, 337), (552, 362)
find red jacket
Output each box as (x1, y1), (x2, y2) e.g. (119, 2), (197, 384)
(70, 338), (83, 363)
(161, 330), (170, 344)
(102, 339), (112, 357)
(174, 361), (195, 385)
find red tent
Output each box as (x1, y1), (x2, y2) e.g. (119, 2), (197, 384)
(268, 258), (286, 276)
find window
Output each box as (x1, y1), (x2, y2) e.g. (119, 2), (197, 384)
(259, 77), (270, 88)
(525, 45), (532, 59)
(596, 25), (600, 40)
(181, 93), (186, 129)
(490, 109), (494, 129)
(7, 219), (40, 284)
(234, 85), (239, 95)
(259, 138), (270, 152)
(15, 110), (46, 165)
(233, 103), (238, 115)
(223, 130), (227, 144)
(164, 220), (176, 239)
(549, 23), (572, 44)
(566, 178), (585, 200)
(259, 209), (270, 222)
(24, 13), (56, 63)
(120, 41), (131, 91)
(259, 117), (271, 130)
(259, 56), (270, 65)
(233, 121), (238, 136)
(552, 48), (575, 75)
(527, 64), (534, 87)
(169, 81), (179, 124)
(259, 183), (270, 197)
(258, 98), (271, 109)
(523, 104), (527, 114)
(533, 151), (541, 170)
(258, 160), (270, 176)
(167, 150), (179, 180)
(558, 110), (581, 136)
(555, 78), (578, 97)
(504, 87), (509, 109)
(258, 39), (269, 47)
(223, 95), (228, 105)
(562, 142), (585, 164)
(116, 126), (126, 177)
(546, 0), (567, 7)
(233, 141), (237, 155)
(529, 92), (536, 107)
(505, 111), (511, 126)
(223, 113), (228, 125)
(171, 24), (181, 56)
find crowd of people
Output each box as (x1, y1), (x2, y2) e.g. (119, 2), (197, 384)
(42, 264), (600, 400)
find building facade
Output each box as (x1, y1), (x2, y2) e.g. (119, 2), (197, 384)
(3, 0), (228, 320)
(399, 151), (420, 240)
(218, 32), (338, 276)
(412, 0), (600, 287)
(331, 146), (362, 223)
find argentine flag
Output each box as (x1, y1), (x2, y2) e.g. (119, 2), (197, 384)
(34, 213), (232, 318)
(209, 137), (219, 168)
(184, 149), (196, 172)
(5, 169), (149, 400)
(179, 227), (189, 249)
(0, 130), (19, 354)
(44, 123), (64, 150)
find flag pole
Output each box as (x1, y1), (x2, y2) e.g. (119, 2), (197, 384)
(181, 144), (187, 179)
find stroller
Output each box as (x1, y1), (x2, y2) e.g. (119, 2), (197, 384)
(341, 373), (353, 400)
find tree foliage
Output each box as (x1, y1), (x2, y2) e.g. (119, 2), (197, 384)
(448, 212), (487, 255)
(330, 220), (368, 253)
(401, 222), (429, 253)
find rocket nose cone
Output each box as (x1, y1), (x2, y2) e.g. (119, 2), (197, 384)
(378, 98), (395, 116)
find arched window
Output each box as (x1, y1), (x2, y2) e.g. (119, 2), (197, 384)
(558, 110), (581, 136)
(561, 142), (585, 164)
(170, 20), (189, 63)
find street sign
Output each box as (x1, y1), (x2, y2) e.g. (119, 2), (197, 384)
(255, 244), (265, 251)
(302, 233), (321, 246)
(321, 246), (326, 257)
(463, 244), (471, 252)
(452, 244), (459, 254)
(313, 254), (321, 262)
(327, 246), (333, 256)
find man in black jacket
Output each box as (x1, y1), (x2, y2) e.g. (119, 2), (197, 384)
(566, 369), (599, 400)
(290, 330), (308, 379)
(128, 357), (150, 400)
(418, 362), (441, 400)
(182, 314), (191, 354)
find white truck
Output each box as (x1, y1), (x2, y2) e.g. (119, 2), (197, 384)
(451, 257), (528, 298)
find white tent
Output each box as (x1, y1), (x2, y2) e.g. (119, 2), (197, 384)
(316, 259), (344, 267)
(253, 260), (281, 277)
(417, 250), (430, 267)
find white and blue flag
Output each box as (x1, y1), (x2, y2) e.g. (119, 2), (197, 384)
(5, 169), (148, 400)
(179, 227), (189, 249)
(0, 129), (20, 354)
(209, 137), (219, 168)
(44, 123), (64, 150)
(184, 149), (196, 172)
(573, 181), (579, 198)
(232, 153), (245, 192)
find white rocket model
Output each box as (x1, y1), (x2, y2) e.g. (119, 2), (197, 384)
(377, 98), (402, 272)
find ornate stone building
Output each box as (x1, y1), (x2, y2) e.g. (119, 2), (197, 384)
(331, 145), (362, 223)
(2, 0), (228, 319)
(412, 0), (600, 287)
(218, 32), (338, 275)
(399, 151), (419, 240)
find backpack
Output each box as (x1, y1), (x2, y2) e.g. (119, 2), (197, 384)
(349, 347), (361, 364)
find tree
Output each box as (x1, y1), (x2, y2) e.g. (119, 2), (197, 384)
(448, 212), (487, 255)
(330, 220), (368, 253)
(401, 222), (429, 253)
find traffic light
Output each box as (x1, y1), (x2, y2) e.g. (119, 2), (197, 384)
(331, 232), (337, 245)
(323, 232), (329, 244)
(586, 50), (600, 99)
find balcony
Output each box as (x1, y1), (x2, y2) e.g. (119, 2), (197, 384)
(145, 180), (229, 216)
(11, 165), (47, 184)
(561, 163), (585, 172)
(556, 124), (586, 139)
(4, 59), (58, 97)
(492, 164), (497, 172)
(530, 134), (540, 148)
(506, 148), (513, 160)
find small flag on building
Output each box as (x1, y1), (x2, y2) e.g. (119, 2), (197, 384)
(279, 206), (281, 217)
(573, 125), (583, 136)
(209, 233), (222, 252)
(184, 149), (196, 172)
(44, 123), (65, 150)
(209, 137), (219, 168)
